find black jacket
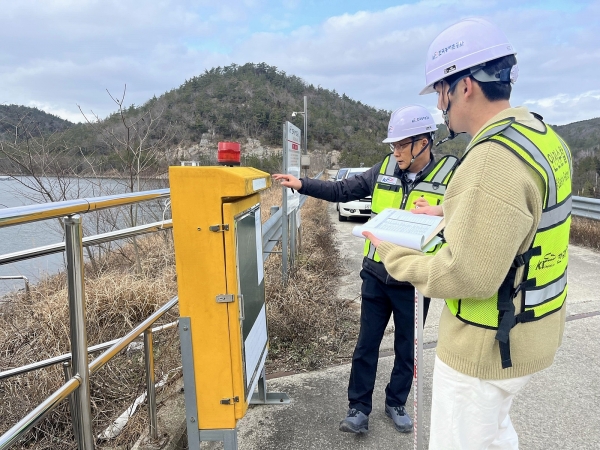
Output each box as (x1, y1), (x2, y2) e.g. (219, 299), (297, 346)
(298, 154), (437, 285)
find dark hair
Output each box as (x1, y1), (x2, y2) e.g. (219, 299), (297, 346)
(413, 133), (432, 141)
(445, 54), (517, 101)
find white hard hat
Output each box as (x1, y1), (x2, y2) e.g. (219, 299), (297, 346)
(382, 105), (436, 144)
(420, 18), (516, 95)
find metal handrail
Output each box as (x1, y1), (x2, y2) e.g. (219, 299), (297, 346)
(0, 275), (29, 293)
(0, 189), (172, 450)
(0, 376), (82, 449)
(0, 220), (173, 266)
(89, 297), (178, 374)
(0, 189), (170, 228)
(0, 321), (178, 381)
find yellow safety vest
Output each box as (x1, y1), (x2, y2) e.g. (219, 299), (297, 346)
(445, 116), (573, 368)
(364, 154), (458, 262)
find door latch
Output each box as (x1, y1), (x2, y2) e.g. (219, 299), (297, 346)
(216, 294), (235, 303)
(209, 224), (229, 232)
(220, 396), (239, 405)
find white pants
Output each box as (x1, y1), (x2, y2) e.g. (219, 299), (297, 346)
(429, 356), (532, 450)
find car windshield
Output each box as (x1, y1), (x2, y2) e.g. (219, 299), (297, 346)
(336, 169), (349, 180)
(346, 170), (366, 178)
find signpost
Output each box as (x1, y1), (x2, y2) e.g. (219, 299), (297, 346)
(284, 121), (301, 213)
(282, 121), (302, 281)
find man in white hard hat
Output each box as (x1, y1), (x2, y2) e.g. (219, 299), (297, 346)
(364, 18), (572, 449)
(273, 105), (458, 436)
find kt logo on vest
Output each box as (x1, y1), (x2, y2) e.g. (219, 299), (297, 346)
(536, 246), (567, 270)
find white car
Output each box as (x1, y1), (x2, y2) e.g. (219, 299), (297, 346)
(334, 168), (349, 181)
(338, 168), (372, 221)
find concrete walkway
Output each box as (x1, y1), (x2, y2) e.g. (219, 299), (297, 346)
(222, 203), (600, 449)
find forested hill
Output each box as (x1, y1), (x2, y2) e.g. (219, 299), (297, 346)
(0, 105), (74, 141)
(152, 62), (392, 166)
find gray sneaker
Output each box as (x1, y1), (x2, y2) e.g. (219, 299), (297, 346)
(385, 403), (413, 433)
(339, 408), (369, 434)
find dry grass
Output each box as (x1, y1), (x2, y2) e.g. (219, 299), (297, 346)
(261, 188), (359, 373)
(570, 216), (600, 252)
(0, 182), (359, 448)
(0, 233), (181, 449)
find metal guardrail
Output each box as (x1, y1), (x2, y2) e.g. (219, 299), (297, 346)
(0, 190), (173, 450)
(572, 195), (600, 221)
(0, 275), (29, 294)
(261, 170), (324, 264)
(0, 189), (170, 228)
(0, 171), (325, 450)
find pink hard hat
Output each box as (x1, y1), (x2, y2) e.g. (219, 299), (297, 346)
(420, 18), (516, 95)
(382, 105), (436, 143)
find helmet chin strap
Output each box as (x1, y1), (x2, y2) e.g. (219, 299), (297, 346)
(436, 79), (466, 147)
(406, 136), (432, 171)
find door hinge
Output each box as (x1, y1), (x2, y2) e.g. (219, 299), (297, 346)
(209, 224), (229, 232)
(216, 294), (235, 303)
(220, 396), (239, 405)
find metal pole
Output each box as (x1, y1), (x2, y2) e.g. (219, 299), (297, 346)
(303, 96), (308, 177)
(63, 362), (81, 448)
(413, 289), (424, 450)
(289, 210), (296, 267)
(144, 329), (158, 439)
(64, 214), (95, 450)
(282, 123), (289, 284)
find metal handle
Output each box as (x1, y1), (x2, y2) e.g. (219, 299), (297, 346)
(238, 294), (245, 321)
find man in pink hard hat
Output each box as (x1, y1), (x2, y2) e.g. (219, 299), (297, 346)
(274, 105), (458, 436)
(364, 18), (572, 449)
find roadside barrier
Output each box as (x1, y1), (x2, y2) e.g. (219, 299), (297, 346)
(572, 195), (600, 221)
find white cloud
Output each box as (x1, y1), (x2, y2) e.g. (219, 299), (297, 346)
(524, 90), (600, 125)
(0, 0), (597, 127)
(26, 101), (85, 123)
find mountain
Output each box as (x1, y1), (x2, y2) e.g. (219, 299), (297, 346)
(553, 117), (600, 154)
(0, 104), (74, 141)
(146, 62), (393, 167)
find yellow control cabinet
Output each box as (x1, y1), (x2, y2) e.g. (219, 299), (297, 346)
(170, 166), (282, 450)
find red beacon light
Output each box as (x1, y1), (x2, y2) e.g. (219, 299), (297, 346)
(217, 141), (241, 166)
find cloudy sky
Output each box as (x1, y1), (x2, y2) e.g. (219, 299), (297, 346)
(1, 0), (598, 125)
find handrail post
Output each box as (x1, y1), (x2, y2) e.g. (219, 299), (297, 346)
(64, 214), (95, 449)
(144, 329), (158, 439)
(63, 362), (81, 446)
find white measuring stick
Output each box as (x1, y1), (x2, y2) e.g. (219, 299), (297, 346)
(414, 288), (424, 450)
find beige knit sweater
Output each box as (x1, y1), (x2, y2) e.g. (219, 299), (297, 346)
(377, 106), (566, 380)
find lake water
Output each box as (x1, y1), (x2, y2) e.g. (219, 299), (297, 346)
(0, 177), (168, 297)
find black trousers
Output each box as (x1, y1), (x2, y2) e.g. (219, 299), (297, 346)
(347, 269), (430, 415)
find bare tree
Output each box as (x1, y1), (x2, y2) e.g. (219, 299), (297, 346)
(78, 85), (176, 273)
(0, 87), (176, 274)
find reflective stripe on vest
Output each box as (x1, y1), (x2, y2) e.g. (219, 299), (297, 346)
(444, 118), (572, 369)
(364, 154), (458, 262)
